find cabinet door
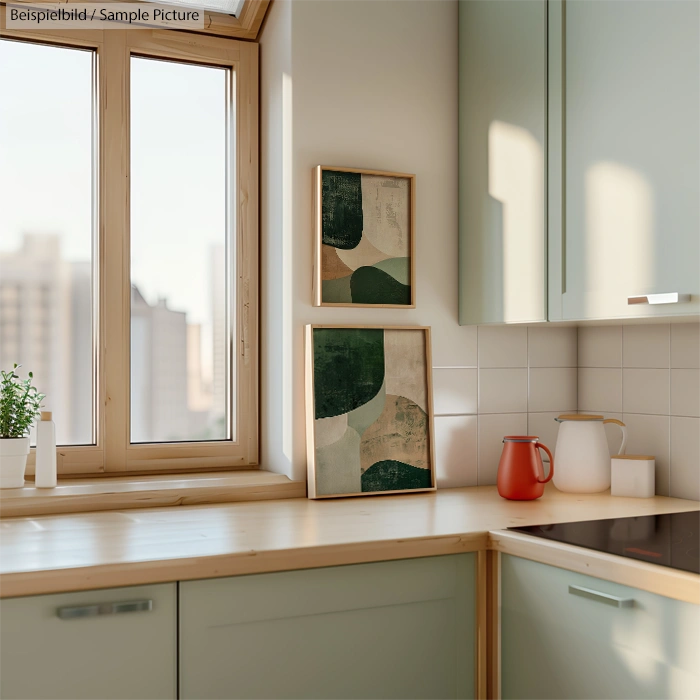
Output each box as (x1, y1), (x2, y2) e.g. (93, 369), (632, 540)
(458, 0), (547, 325)
(501, 554), (700, 699)
(180, 554), (476, 699)
(0, 583), (177, 700)
(554, 0), (700, 320)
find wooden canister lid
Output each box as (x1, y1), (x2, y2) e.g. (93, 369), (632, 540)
(612, 454), (654, 460)
(556, 414), (603, 421)
(40, 411), (52, 421)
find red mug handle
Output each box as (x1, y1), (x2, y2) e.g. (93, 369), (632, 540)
(536, 443), (554, 484)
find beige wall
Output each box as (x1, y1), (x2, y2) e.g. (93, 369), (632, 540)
(261, 0), (472, 483)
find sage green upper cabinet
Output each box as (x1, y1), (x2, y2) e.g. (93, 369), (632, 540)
(550, 0), (700, 321)
(458, 0), (547, 325)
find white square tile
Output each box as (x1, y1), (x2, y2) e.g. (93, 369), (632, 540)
(670, 417), (700, 500)
(528, 326), (577, 368)
(434, 415), (478, 488)
(671, 323), (700, 369)
(528, 368), (577, 413)
(622, 413), (671, 496)
(478, 368), (528, 414)
(622, 324), (670, 368)
(578, 326), (622, 368)
(477, 413), (528, 486)
(622, 369), (670, 415)
(578, 368), (622, 412)
(527, 412), (562, 464)
(432, 368), (477, 416)
(671, 369), (700, 418)
(477, 326), (527, 368)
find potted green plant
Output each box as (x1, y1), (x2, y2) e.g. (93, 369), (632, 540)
(0, 365), (45, 488)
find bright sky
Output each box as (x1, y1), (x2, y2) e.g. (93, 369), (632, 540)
(0, 39), (229, 329)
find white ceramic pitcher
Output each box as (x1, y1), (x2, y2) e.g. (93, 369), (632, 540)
(553, 414), (627, 493)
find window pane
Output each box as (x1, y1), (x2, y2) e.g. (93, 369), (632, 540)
(130, 57), (230, 443)
(0, 40), (95, 446)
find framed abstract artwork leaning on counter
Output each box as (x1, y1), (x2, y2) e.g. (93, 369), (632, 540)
(305, 325), (435, 499)
(313, 166), (415, 307)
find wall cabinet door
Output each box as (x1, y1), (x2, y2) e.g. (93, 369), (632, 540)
(552, 0), (700, 321)
(458, 0), (547, 325)
(501, 554), (700, 699)
(0, 583), (177, 700)
(180, 554), (476, 699)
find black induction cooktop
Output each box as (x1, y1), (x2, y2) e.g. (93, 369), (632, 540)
(509, 510), (700, 574)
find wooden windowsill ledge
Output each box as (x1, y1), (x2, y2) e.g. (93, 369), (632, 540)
(0, 471), (306, 518)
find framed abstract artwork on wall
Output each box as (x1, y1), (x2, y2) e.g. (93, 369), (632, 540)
(305, 325), (435, 499)
(313, 166), (415, 307)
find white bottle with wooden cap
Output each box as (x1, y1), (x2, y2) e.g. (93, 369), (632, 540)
(35, 411), (57, 488)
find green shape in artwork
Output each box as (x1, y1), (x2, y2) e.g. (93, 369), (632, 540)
(361, 460), (432, 492)
(322, 275), (353, 303)
(372, 257), (411, 286)
(322, 170), (363, 250)
(350, 266), (411, 305)
(314, 328), (385, 419)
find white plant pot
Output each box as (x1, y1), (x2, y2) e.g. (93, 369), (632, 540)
(0, 437), (30, 488)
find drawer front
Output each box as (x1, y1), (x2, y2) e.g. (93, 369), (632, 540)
(0, 583), (176, 700)
(180, 554), (476, 699)
(501, 554), (700, 700)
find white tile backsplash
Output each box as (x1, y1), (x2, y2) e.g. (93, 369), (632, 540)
(528, 327), (577, 368)
(671, 323), (700, 369)
(528, 368), (577, 413)
(578, 368), (623, 412)
(432, 368), (478, 415)
(434, 415), (478, 488)
(431, 322), (698, 500)
(578, 326), (622, 367)
(622, 413), (671, 496)
(671, 369), (700, 418)
(477, 326), (527, 368)
(622, 368), (670, 415)
(670, 417), (700, 500)
(478, 368), (528, 414)
(622, 324), (670, 368)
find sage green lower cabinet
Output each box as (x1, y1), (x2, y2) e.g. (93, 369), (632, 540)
(501, 555), (700, 699)
(180, 554), (476, 699)
(0, 583), (177, 699)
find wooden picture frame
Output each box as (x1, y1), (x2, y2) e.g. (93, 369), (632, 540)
(313, 166), (416, 308)
(305, 325), (435, 499)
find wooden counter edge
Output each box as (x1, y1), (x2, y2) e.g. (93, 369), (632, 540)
(489, 530), (700, 605)
(0, 532), (487, 598)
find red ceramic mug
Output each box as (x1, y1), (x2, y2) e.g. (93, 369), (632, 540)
(497, 436), (554, 501)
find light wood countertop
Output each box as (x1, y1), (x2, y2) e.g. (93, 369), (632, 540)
(0, 485), (697, 599)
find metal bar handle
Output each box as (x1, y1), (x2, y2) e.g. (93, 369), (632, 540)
(628, 293), (690, 305)
(57, 599), (153, 620)
(568, 585), (634, 608)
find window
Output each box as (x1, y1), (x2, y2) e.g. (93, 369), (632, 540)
(0, 23), (259, 475)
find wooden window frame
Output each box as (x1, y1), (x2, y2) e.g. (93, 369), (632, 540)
(5, 0), (271, 41)
(0, 10), (259, 476)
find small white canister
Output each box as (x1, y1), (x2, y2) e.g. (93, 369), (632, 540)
(611, 455), (655, 498)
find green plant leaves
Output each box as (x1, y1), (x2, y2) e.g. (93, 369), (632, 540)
(0, 364), (45, 438)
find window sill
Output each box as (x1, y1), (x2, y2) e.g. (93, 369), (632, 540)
(0, 471), (306, 519)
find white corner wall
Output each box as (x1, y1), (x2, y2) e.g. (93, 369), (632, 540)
(261, 0), (471, 482)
